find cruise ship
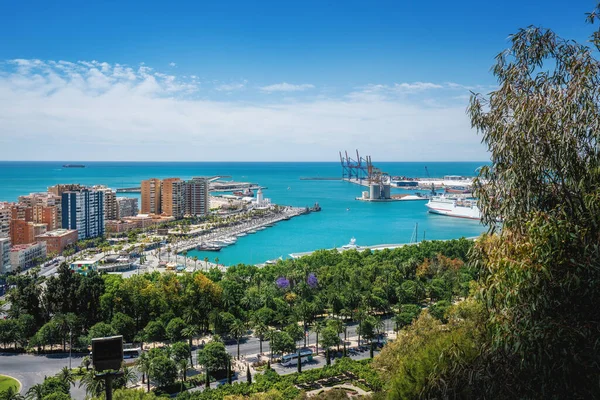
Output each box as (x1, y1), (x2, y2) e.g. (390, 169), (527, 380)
(425, 195), (481, 220)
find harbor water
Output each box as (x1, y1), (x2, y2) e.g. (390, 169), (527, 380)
(0, 161), (488, 265)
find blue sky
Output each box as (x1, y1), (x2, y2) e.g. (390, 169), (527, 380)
(0, 0), (596, 161)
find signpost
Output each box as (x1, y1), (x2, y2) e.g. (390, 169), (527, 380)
(91, 335), (124, 400)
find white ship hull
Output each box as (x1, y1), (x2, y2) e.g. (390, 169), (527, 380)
(425, 197), (481, 220)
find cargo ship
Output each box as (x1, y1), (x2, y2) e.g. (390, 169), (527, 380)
(425, 196), (480, 220)
(62, 164), (85, 168)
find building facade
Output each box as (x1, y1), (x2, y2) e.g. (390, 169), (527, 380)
(35, 229), (78, 255)
(0, 237), (11, 274)
(10, 219), (47, 245)
(94, 186), (118, 220)
(161, 178), (186, 219)
(141, 178), (162, 214)
(48, 184), (85, 197)
(116, 197), (138, 218)
(32, 205), (60, 231)
(185, 178), (209, 216)
(9, 242), (47, 271)
(61, 189), (105, 240)
(0, 206), (10, 237)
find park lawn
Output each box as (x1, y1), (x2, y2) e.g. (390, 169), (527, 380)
(0, 375), (20, 392)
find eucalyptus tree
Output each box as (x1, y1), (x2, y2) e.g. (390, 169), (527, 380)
(463, 10), (600, 397)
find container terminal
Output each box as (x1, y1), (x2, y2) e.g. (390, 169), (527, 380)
(338, 150), (474, 198)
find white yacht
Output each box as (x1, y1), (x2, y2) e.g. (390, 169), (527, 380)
(425, 195), (481, 220)
(341, 237), (360, 250)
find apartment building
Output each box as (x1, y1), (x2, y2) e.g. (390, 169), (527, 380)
(62, 189), (105, 240)
(186, 177), (210, 216)
(161, 178), (186, 219)
(0, 237), (11, 273)
(10, 242), (47, 271)
(116, 197), (138, 218)
(141, 178), (161, 214)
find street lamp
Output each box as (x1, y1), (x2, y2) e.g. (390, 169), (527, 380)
(69, 329), (73, 369)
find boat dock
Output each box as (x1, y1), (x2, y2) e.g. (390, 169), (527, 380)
(116, 187), (141, 193)
(300, 177), (342, 180)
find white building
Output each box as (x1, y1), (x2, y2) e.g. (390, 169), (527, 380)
(9, 242), (46, 271)
(61, 189), (105, 240)
(0, 237), (11, 273)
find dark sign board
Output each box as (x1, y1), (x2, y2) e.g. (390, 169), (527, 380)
(92, 335), (123, 372)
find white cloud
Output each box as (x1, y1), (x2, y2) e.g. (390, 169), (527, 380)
(169, 62), (176, 67)
(260, 82), (315, 92)
(0, 59), (487, 161)
(215, 80), (247, 92)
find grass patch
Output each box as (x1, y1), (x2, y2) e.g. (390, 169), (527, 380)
(0, 375), (20, 393)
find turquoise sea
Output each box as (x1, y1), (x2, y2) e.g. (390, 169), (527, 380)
(0, 161), (488, 265)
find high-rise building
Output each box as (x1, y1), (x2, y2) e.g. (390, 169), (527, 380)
(185, 178), (209, 217)
(62, 189), (105, 240)
(0, 237), (11, 273)
(10, 204), (33, 221)
(32, 205), (60, 231)
(10, 220), (46, 245)
(117, 197), (139, 218)
(93, 186), (118, 220)
(18, 193), (62, 227)
(161, 178), (186, 219)
(141, 178), (162, 214)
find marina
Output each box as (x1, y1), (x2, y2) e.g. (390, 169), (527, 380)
(0, 161), (488, 266)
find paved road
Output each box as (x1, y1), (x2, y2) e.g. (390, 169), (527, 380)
(0, 352), (87, 398)
(1, 319), (393, 399)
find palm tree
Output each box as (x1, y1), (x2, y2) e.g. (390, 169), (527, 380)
(230, 319), (246, 360)
(266, 329), (277, 362)
(253, 322), (269, 355)
(58, 366), (75, 387)
(120, 365), (138, 388)
(182, 250), (188, 267)
(79, 370), (104, 398)
(327, 319), (344, 352)
(25, 384), (43, 400)
(137, 351), (152, 392)
(177, 358), (190, 383)
(181, 325), (198, 367)
(204, 257), (209, 271)
(193, 256), (198, 271)
(0, 387), (24, 400)
(214, 257), (219, 268)
(312, 321), (324, 356)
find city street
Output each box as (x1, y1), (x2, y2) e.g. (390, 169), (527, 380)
(0, 352), (87, 399)
(0, 320), (393, 399)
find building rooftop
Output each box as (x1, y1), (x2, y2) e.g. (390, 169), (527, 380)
(70, 260), (97, 265)
(36, 229), (77, 237)
(11, 242), (43, 251)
